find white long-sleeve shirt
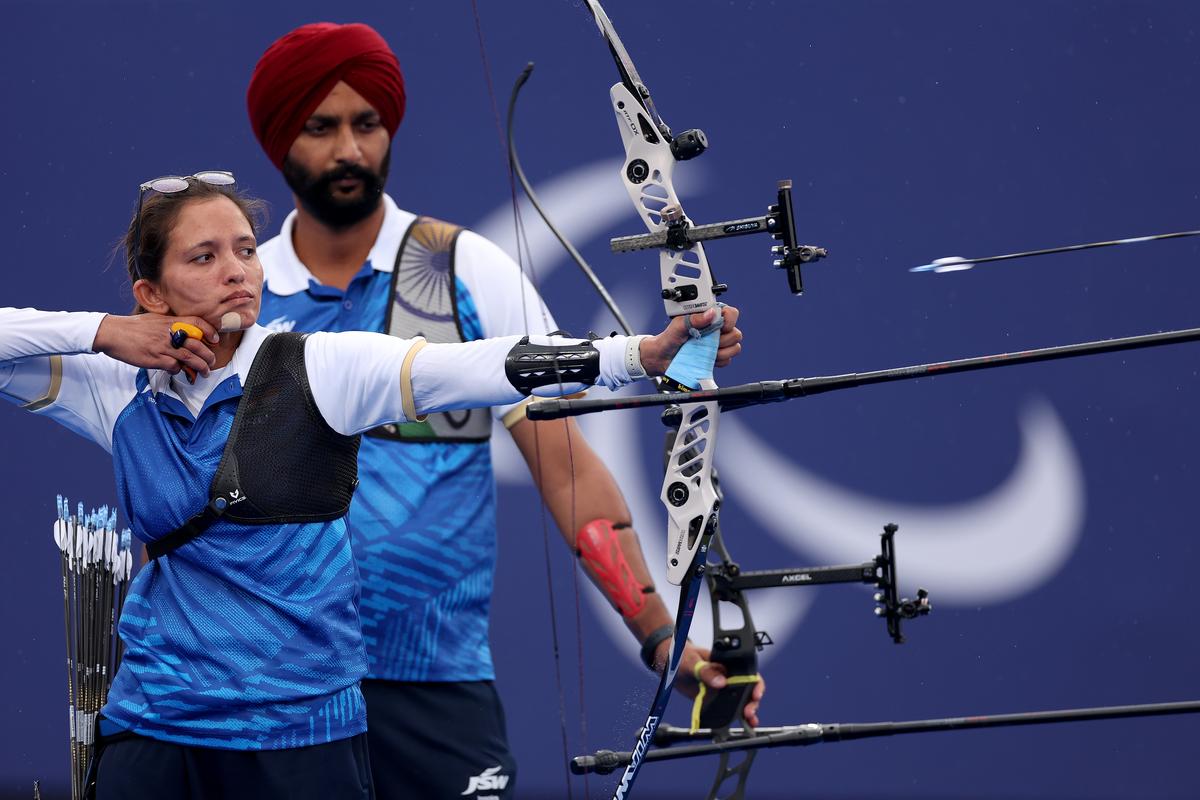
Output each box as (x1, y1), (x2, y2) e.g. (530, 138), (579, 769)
(0, 307), (646, 449)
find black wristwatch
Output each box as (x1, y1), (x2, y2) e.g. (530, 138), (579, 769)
(639, 624), (675, 671)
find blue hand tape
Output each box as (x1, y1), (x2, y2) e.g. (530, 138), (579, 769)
(662, 307), (724, 391)
(665, 306), (724, 389)
(665, 330), (718, 389)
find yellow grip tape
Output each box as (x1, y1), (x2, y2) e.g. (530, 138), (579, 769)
(689, 672), (761, 733)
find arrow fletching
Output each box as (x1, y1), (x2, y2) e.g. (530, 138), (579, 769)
(910, 256), (974, 273)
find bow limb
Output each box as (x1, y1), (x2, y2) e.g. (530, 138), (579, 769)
(692, 523), (762, 800)
(584, 0), (672, 139)
(681, 472), (765, 800)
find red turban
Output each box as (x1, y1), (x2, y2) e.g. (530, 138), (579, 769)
(247, 22), (406, 169)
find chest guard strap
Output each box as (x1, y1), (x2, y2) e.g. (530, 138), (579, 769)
(367, 215), (493, 443)
(147, 333), (361, 560)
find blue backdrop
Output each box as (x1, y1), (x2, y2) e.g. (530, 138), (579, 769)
(2, 2), (1199, 798)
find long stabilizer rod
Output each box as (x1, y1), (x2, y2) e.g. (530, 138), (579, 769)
(571, 700), (1200, 774)
(528, 325), (1200, 421)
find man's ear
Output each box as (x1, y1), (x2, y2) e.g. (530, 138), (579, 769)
(132, 278), (170, 315)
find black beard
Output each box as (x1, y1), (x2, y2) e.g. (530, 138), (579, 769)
(283, 151), (390, 230)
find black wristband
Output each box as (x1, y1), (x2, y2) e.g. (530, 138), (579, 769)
(639, 624), (675, 671)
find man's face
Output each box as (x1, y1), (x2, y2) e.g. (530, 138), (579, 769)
(283, 81), (391, 229)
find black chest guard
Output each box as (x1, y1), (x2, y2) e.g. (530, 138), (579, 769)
(146, 332), (361, 559)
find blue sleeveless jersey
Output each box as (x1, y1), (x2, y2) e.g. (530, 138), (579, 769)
(260, 259), (499, 682)
(104, 368), (367, 749)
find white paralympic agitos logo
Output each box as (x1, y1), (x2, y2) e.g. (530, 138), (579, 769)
(480, 161), (1086, 665)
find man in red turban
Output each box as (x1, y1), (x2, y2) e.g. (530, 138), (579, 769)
(247, 22), (406, 233)
(247, 21), (756, 800)
(247, 22), (406, 170)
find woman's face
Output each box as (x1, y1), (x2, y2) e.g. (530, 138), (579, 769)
(142, 195), (263, 330)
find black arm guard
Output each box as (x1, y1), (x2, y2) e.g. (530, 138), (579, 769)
(505, 335), (602, 395)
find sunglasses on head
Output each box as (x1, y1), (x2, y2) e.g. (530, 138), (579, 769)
(131, 171), (237, 282)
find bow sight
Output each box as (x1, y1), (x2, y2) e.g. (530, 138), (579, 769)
(588, 0), (826, 314)
(707, 523), (930, 651)
(610, 180), (829, 297)
(572, 523), (933, 784)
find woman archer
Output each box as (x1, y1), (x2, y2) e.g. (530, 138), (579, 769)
(0, 173), (743, 799)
